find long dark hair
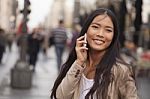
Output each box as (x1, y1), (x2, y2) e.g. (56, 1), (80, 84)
(51, 8), (121, 99)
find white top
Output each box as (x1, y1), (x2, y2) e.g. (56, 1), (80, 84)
(79, 74), (94, 99)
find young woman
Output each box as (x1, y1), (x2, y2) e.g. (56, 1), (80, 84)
(51, 8), (139, 99)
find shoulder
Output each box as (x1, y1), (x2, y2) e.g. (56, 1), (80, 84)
(116, 62), (131, 73)
(113, 61), (139, 99)
(112, 61), (134, 80)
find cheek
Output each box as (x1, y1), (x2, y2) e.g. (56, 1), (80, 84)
(86, 32), (94, 43)
(88, 28), (98, 35)
(86, 30), (93, 39)
(105, 33), (114, 42)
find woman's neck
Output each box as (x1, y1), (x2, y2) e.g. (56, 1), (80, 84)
(88, 50), (105, 67)
(84, 50), (106, 79)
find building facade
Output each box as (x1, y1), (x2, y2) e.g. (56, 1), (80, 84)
(0, 0), (18, 31)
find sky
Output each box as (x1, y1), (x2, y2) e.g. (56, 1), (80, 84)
(17, 0), (150, 29)
(18, 0), (53, 29)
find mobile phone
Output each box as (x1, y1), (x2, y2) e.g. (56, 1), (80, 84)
(83, 34), (87, 47)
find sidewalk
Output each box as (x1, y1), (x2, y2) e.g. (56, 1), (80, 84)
(0, 42), (19, 86)
(0, 45), (69, 99)
(0, 44), (150, 99)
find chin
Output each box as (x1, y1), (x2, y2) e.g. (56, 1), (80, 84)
(90, 46), (105, 51)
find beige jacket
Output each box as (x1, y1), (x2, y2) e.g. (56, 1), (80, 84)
(56, 61), (139, 99)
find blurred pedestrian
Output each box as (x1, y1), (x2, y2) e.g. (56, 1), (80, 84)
(121, 40), (137, 65)
(40, 28), (49, 58)
(27, 28), (43, 72)
(50, 20), (67, 71)
(51, 8), (139, 99)
(6, 33), (14, 52)
(70, 23), (81, 49)
(0, 28), (6, 65)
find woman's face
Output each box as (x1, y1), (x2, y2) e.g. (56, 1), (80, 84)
(87, 14), (114, 52)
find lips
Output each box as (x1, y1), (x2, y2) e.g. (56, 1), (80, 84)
(93, 39), (105, 45)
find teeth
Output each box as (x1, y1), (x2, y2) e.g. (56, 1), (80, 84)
(94, 40), (103, 44)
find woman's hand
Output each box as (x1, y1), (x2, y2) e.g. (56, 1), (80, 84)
(75, 35), (88, 65)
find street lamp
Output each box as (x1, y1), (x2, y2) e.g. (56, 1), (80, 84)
(20, 0), (31, 33)
(11, 0), (32, 89)
(18, 0), (31, 61)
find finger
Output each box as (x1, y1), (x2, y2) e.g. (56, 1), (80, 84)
(76, 40), (85, 47)
(77, 36), (84, 41)
(80, 46), (88, 50)
(76, 46), (88, 51)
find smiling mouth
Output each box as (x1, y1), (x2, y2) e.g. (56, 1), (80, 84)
(93, 39), (105, 45)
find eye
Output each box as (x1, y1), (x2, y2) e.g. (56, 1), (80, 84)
(106, 29), (113, 33)
(91, 25), (99, 29)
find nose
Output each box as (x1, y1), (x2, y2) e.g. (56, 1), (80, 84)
(97, 29), (104, 37)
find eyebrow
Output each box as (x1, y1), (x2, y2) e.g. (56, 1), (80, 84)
(91, 23), (114, 29)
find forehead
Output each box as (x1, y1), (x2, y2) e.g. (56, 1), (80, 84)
(91, 15), (113, 27)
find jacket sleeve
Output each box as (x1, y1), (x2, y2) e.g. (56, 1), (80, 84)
(118, 66), (139, 99)
(56, 61), (85, 99)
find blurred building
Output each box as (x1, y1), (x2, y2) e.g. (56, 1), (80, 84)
(44, 0), (96, 29)
(0, 0), (18, 31)
(41, 0), (150, 42)
(142, 0), (150, 23)
(44, 0), (74, 29)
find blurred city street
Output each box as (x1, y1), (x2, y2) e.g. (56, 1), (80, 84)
(0, 0), (150, 99)
(0, 42), (69, 99)
(0, 42), (149, 99)
(137, 77), (150, 99)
